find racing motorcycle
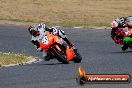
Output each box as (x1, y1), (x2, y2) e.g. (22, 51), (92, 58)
(111, 27), (132, 51)
(38, 32), (82, 64)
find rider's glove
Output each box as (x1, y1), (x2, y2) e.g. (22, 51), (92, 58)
(28, 25), (33, 35)
(28, 25), (33, 31)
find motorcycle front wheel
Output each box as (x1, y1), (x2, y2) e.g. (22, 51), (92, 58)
(72, 51), (82, 63)
(50, 46), (69, 64)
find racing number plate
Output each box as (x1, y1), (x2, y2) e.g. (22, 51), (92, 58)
(42, 36), (49, 45)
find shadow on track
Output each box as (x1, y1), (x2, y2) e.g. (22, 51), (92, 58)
(110, 50), (132, 54)
(39, 63), (64, 65)
(26, 61), (75, 67)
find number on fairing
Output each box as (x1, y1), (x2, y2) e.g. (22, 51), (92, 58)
(42, 36), (48, 45)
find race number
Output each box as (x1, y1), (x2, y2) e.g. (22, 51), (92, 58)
(42, 36), (48, 45)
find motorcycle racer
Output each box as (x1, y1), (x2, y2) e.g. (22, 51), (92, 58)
(111, 16), (132, 51)
(28, 23), (75, 61)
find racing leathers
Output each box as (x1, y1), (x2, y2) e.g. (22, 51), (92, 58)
(111, 16), (132, 51)
(28, 23), (74, 61)
(111, 17), (125, 41)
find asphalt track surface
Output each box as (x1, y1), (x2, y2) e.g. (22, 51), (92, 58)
(0, 24), (132, 88)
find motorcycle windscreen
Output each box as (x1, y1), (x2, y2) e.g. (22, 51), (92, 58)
(66, 47), (74, 61)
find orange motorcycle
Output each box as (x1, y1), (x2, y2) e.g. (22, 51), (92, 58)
(38, 32), (82, 64)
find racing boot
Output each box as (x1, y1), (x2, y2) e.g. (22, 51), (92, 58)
(63, 37), (77, 52)
(121, 43), (128, 51)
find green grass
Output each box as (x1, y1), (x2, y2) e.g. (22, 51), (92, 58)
(38, 21), (111, 27)
(0, 18), (111, 27)
(0, 18), (34, 23)
(0, 53), (29, 66)
(59, 21), (111, 27)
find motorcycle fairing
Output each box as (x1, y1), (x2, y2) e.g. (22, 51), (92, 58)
(66, 47), (74, 61)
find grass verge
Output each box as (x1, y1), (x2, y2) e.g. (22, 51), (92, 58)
(58, 21), (111, 27)
(0, 0), (132, 27)
(0, 18), (34, 23)
(0, 19), (111, 28)
(0, 52), (29, 67)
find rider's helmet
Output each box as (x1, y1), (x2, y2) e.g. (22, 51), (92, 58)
(124, 16), (132, 27)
